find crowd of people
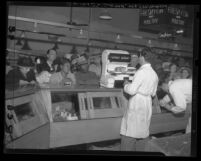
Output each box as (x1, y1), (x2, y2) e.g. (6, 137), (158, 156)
(6, 48), (100, 90)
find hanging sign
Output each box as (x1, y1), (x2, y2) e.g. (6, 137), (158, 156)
(167, 6), (191, 28)
(139, 5), (192, 34)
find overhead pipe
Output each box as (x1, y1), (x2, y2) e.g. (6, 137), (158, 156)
(8, 15), (80, 30)
(7, 36), (193, 58)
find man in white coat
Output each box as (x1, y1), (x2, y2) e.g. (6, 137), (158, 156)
(158, 73), (192, 134)
(120, 48), (159, 151)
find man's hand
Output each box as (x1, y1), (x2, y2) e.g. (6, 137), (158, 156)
(163, 103), (174, 112)
(123, 80), (130, 86)
(29, 80), (36, 84)
(19, 80), (29, 85)
(159, 99), (166, 107)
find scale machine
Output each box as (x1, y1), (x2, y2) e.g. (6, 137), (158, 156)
(100, 49), (136, 88)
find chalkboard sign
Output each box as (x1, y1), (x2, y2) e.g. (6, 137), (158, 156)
(167, 6), (192, 28)
(139, 8), (167, 26)
(108, 53), (131, 62)
(139, 5), (193, 35)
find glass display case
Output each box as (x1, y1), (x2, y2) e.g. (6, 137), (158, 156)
(79, 92), (125, 119)
(51, 92), (79, 122)
(5, 92), (48, 143)
(48, 89), (126, 122)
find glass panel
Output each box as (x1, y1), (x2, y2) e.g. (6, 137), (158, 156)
(92, 97), (112, 109)
(14, 103), (35, 122)
(84, 98), (88, 110)
(51, 92), (79, 122)
(114, 97), (120, 108)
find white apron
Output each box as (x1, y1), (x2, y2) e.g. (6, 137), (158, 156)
(120, 63), (158, 139)
(120, 93), (152, 138)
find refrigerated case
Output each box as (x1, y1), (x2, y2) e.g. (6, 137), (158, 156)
(5, 88), (49, 147)
(38, 87), (127, 148)
(5, 86), (190, 149)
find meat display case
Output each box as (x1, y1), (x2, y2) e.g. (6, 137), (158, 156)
(5, 88), (49, 147)
(5, 85), (190, 149)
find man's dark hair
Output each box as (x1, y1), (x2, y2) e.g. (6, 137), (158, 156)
(47, 49), (57, 55)
(137, 47), (152, 62)
(60, 58), (71, 66)
(158, 71), (171, 86)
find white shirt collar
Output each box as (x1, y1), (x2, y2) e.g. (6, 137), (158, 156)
(140, 63), (151, 69)
(168, 80), (173, 87)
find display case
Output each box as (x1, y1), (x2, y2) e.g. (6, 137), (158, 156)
(35, 87), (127, 148)
(39, 87), (127, 122)
(5, 86), (190, 149)
(5, 89), (49, 144)
(79, 92), (125, 119)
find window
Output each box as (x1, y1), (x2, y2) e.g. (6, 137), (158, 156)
(14, 103), (35, 122)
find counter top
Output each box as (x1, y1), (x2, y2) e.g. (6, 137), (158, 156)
(38, 83), (123, 92)
(5, 83), (123, 99)
(5, 86), (39, 99)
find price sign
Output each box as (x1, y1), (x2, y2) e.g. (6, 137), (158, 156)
(108, 53), (131, 62)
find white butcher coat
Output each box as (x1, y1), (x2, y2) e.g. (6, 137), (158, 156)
(168, 79), (192, 133)
(120, 63), (158, 138)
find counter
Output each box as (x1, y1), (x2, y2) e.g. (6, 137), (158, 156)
(5, 84), (190, 149)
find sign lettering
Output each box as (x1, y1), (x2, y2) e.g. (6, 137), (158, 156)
(108, 53), (131, 62)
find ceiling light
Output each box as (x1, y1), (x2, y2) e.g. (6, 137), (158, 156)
(33, 22), (38, 32)
(116, 34), (122, 43)
(16, 39), (22, 46)
(21, 31), (25, 38)
(147, 40), (152, 47)
(21, 40), (31, 50)
(80, 28), (83, 35)
(176, 29), (184, 34)
(52, 43), (59, 50)
(99, 9), (112, 20)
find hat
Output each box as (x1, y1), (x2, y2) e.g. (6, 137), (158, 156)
(71, 54), (88, 66)
(179, 66), (192, 75)
(78, 55), (88, 65)
(17, 57), (34, 67)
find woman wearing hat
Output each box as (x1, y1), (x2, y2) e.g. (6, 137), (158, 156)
(6, 56), (36, 90)
(179, 66), (192, 79)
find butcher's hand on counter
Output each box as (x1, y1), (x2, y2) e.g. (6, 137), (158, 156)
(159, 99), (166, 107)
(123, 80), (130, 86)
(163, 103), (174, 112)
(19, 80), (36, 85)
(29, 80), (36, 84)
(19, 80), (30, 85)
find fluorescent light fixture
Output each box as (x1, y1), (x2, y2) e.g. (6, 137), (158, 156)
(33, 22), (38, 32)
(52, 43), (59, 50)
(99, 9), (112, 20)
(16, 39), (22, 45)
(176, 29), (184, 34)
(21, 40), (31, 50)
